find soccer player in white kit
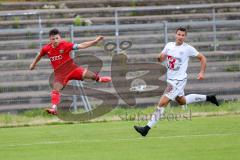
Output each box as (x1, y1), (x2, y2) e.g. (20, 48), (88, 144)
(134, 27), (219, 136)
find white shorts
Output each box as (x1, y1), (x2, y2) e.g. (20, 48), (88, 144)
(164, 79), (187, 101)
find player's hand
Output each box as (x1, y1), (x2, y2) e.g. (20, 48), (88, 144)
(158, 53), (167, 62)
(29, 63), (35, 70)
(95, 36), (104, 42)
(197, 72), (205, 80)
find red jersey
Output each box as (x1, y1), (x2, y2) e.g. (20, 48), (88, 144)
(40, 40), (76, 71)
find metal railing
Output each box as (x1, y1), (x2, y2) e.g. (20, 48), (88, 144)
(0, 3), (240, 111)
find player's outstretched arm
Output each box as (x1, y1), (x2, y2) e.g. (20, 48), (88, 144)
(197, 53), (207, 80)
(157, 52), (167, 63)
(29, 53), (42, 70)
(76, 36), (104, 49)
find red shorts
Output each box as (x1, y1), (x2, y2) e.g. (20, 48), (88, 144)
(54, 67), (86, 86)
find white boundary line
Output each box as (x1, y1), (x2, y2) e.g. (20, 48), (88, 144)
(0, 132), (239, 148)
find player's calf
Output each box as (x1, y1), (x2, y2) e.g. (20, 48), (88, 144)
(46, 90), (60, 115)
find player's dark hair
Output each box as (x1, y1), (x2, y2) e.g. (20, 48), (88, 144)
(176, 27), (187, 35)
(49, 28), (60, 36)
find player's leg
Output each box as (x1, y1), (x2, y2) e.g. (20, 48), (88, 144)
(134, 79), (189, 136)
(66, 66), (111, 83)
(46, 82), (64, 115)
(83, 69), (111, 83)
(47, 67), (86, 115)
(65, 67), (111, 83)
(175, 78), (219, 106)
(147, 95), (169, 128)
(134, 80), (180, 136)
(175, 94), (219, 106)
(134, 95), (170, 136)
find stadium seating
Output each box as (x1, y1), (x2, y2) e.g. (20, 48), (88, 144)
(0, 0), (239, 112)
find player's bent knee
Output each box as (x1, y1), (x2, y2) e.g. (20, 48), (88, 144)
(177, 101), (186, 105)
(176, 97), (186, 105)
(82, 68), (88, 79)
(53, 83), (63, 91)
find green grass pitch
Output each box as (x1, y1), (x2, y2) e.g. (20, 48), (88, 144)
(0, 115), (239, 160)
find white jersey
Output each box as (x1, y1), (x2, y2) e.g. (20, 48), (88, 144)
(162, 42), (199, 80)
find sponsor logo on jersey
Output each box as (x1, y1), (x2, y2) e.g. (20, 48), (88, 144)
(50, 55), (63, 61)
(59, 50), (64, 54)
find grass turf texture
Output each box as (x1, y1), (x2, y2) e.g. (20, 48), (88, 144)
(1, 100), (240, 127)
(0, 115), (239, 160)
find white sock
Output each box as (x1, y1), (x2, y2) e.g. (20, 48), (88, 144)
(147, 107), (165, 128)
(185, 94), (206, 104)
(52, 104), (57, 109)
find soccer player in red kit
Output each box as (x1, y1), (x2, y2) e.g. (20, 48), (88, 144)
(29, 28), (111, 115)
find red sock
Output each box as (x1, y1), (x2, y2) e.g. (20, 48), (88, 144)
(94, 73), (111, 83)
(98, 76), (112, 83)
(51, 90), (60, 106)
